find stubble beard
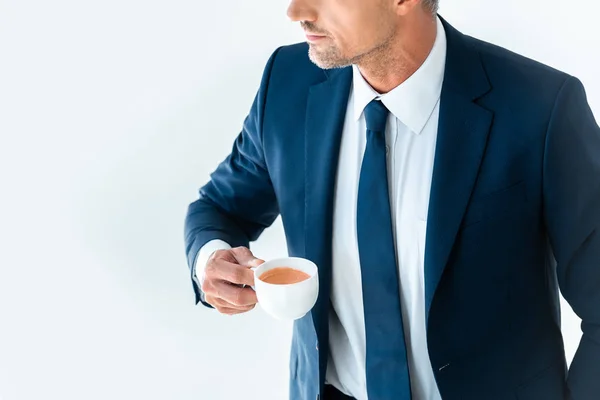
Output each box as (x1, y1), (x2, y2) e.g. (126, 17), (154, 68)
(307, 32), (396, 72)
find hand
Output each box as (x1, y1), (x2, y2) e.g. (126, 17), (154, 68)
(201, 246), (264, 315)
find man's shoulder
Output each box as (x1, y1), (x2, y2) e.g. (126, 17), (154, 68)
(464, 33), (570, 96)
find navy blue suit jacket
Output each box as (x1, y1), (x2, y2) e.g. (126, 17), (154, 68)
(185, 17), (600, 400)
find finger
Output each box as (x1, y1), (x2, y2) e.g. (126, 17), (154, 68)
(216, 305), (256, 315)
(205, 294), (256, 315)
(215, 281), (258, 307)
(230, 247), (265, 268)
(210, 247), (264, 268)
(207, 294), (256, 311)
(203, 278), (255, 306)
(204, 294), (219, 308)
(207, 259), (256, 286)
(205, 284), (257, 308)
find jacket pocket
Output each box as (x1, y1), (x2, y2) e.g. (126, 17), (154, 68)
(515, 359), (567, 400)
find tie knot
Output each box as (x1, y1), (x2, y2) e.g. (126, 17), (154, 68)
(364, 99), (389, 133)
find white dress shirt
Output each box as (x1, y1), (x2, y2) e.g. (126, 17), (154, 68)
(326, 16), (446, 400)
(196, 16), (446, 400)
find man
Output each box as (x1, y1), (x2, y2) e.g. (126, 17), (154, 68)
(184, 0), (600, 399)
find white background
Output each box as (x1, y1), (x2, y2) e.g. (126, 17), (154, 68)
(0, 1), (598, 399)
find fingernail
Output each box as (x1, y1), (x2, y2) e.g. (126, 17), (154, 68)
(250, 259), (264, 267)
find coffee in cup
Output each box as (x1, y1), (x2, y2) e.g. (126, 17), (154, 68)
(259, 267), (311, 285)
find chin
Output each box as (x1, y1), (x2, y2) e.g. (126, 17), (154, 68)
(308, 47), (351, 70)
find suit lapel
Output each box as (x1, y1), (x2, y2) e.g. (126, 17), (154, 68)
(304, 67), (352, 338)
(425, 18), (493, 320)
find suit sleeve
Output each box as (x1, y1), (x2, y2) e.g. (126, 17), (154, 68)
(543, 76), (600, 399)
(184, 48), (282, 306)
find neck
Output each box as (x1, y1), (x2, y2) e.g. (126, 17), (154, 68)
(356, 14), (438, 94)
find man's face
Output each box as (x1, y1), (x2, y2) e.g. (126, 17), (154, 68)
(287, 0), (399, 69)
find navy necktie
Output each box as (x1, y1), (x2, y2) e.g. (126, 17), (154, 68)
(357, 100), (411, 399)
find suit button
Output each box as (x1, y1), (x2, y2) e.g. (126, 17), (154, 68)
(316, 341), (319, 351)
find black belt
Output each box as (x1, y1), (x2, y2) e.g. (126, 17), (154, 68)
(323, 385), (357, 400)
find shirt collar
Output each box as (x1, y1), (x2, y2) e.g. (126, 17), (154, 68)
(352, 16), (447, 135)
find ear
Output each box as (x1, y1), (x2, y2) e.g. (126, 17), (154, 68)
(395, 0), (424, 16)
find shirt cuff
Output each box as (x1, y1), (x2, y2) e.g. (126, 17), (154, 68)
(194, 239), (232, 288)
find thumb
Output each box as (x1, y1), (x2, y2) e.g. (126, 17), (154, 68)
(231, 247), (265, 268)
(247, 258), (265, 268)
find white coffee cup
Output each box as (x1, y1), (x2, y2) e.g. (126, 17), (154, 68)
(253, 257), (319, 321)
